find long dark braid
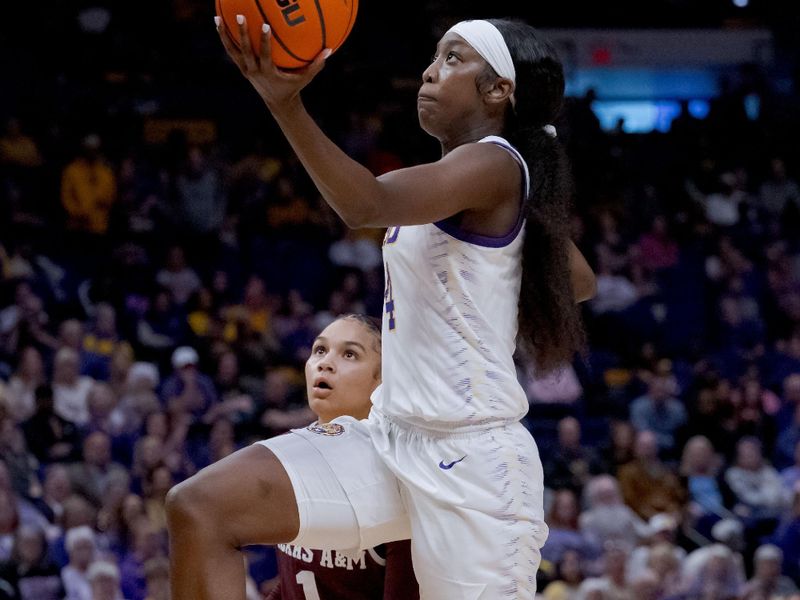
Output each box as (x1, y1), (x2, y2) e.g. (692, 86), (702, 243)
(485, 19), (585, 374)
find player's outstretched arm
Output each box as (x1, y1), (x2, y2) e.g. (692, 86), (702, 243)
(216, 17), (518, 230)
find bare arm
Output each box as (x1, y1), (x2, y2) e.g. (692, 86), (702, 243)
(217, 19), (518, 229)
(569, 241), (597, 303)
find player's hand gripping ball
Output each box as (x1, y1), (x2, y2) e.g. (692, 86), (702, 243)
(216, 0), (358, 69)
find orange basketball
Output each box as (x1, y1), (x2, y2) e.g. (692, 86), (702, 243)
(216, 0), (357, 69)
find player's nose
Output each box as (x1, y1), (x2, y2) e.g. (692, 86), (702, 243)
(317, 357), (335, 372)
(421, 61), (437, 84)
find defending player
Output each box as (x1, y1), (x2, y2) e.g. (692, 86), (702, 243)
(265, 314), (418, 600)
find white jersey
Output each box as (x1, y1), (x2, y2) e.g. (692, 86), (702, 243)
(373, 135), (531, 429)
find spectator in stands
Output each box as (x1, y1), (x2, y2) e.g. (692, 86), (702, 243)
(626, 513), (686, 582)
(635, 214), (679, 274)
(119, 518), (166, 600)
(60, 134), (117, 236)
(629, 366), (687, 456)
(644, 542), (682, 599)
(0, 117), (44, 223)
(628, 569), (659, 600)
(136, 288), (186, 365)
(140, 465), (172, 532)
(209, 350), (254, 426)
(138, 410), (190, 478)
(0, 118), (42, 170)
(36, 464), (73, 526)
(543, 417), (604, 494)
(258, 365), (315, 437)
(724, 436), (786, 521)
(0, 281), (56, 362)
(678, 543), (742, 600)
(50, 495), (99, 566)
(542, 488), (601, 565)
(114, 363), (161, 437)
(61, 525), (97, 600)
(618, 430), (686, 519)
(599, 419), (636, 475)
(678, 378), (739, 460)
(579, 475), (648, 551)
(0, 417), (38, 501)
(82, 303), (124, 381)
(53, 347), (96, 427)
(168, 144), (227, 251)
(155, 245), (201, 307)
(86, 560), (125, 600)
(0, 524), (63, 599)
(698, 172), (746, 228)
(773, 486), (800, 582)
(142, 557), (170, 600)
(328, 228), (382, 273)
(68, 431), (128, 507)
(541, 549), (585, 600)
(580, 541), (632, 600)
(99, 492), (143, 561)
(758, 158), (799, 221)
(159, 346), (217, 422)
(5, 346), (45, 423)
(221, 275), (279, 365)
(742, 543), (798, 598)
(22, 384), (82, 463)
(680, 435), (736, 527)
(589, 247), (640, 316)
(107, 344), (135, 400)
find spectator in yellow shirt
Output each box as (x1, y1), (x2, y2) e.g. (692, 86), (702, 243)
(60, 134), (117, 235)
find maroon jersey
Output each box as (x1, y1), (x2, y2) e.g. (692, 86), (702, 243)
(265, 540), (419, 600)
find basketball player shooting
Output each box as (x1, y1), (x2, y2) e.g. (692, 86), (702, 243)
(167, 14), (596, 599)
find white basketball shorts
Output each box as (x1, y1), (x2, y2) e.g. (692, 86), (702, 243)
(257, 410), (548, 599)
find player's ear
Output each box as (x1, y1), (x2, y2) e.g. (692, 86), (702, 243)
(484, 78), (514, 106)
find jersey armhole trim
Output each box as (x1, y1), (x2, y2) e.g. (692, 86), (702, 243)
(433, 137), (528, 248)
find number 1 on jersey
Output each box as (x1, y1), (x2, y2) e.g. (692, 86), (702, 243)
(295, 570), (321, 600)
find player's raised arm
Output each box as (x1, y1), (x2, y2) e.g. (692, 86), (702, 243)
(216, 16), (520, 229)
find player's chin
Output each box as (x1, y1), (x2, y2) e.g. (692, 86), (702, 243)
(417, 111), (437, 135)
(308, 394), (334, 414)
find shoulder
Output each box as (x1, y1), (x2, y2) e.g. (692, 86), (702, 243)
(440, 140), (521, 181)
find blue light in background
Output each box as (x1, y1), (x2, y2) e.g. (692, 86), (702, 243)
(688, 100), (711, 119)
(566, 68), (719, 99)
(744, 93), (761, 120)
(591, 101), (686, 133)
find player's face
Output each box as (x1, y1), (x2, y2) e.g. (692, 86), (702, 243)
(305, 318), (381, 424)
(418, 33), (492, 140)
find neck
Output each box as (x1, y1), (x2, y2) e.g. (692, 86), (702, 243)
(439, 117), (504, 156)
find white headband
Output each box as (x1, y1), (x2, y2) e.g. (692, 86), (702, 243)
(448, 20), (516, 106)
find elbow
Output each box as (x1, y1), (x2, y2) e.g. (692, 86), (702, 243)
(339, 206), (378, 230)
(341, 213), (368, 229)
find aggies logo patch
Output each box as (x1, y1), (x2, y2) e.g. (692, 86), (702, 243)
(307, 422), (345, 436)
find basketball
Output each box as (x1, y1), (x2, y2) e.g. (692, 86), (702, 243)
(216, 0), (358, 69)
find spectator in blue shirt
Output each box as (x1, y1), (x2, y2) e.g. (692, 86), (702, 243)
(630, 369), (687, 456)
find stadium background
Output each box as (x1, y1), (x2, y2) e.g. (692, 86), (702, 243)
(1, 0), (800, 598)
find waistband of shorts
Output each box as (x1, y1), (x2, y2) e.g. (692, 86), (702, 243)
(371, 408), (521, 439)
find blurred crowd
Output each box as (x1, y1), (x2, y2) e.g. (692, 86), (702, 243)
(1, 2), (800, 600)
